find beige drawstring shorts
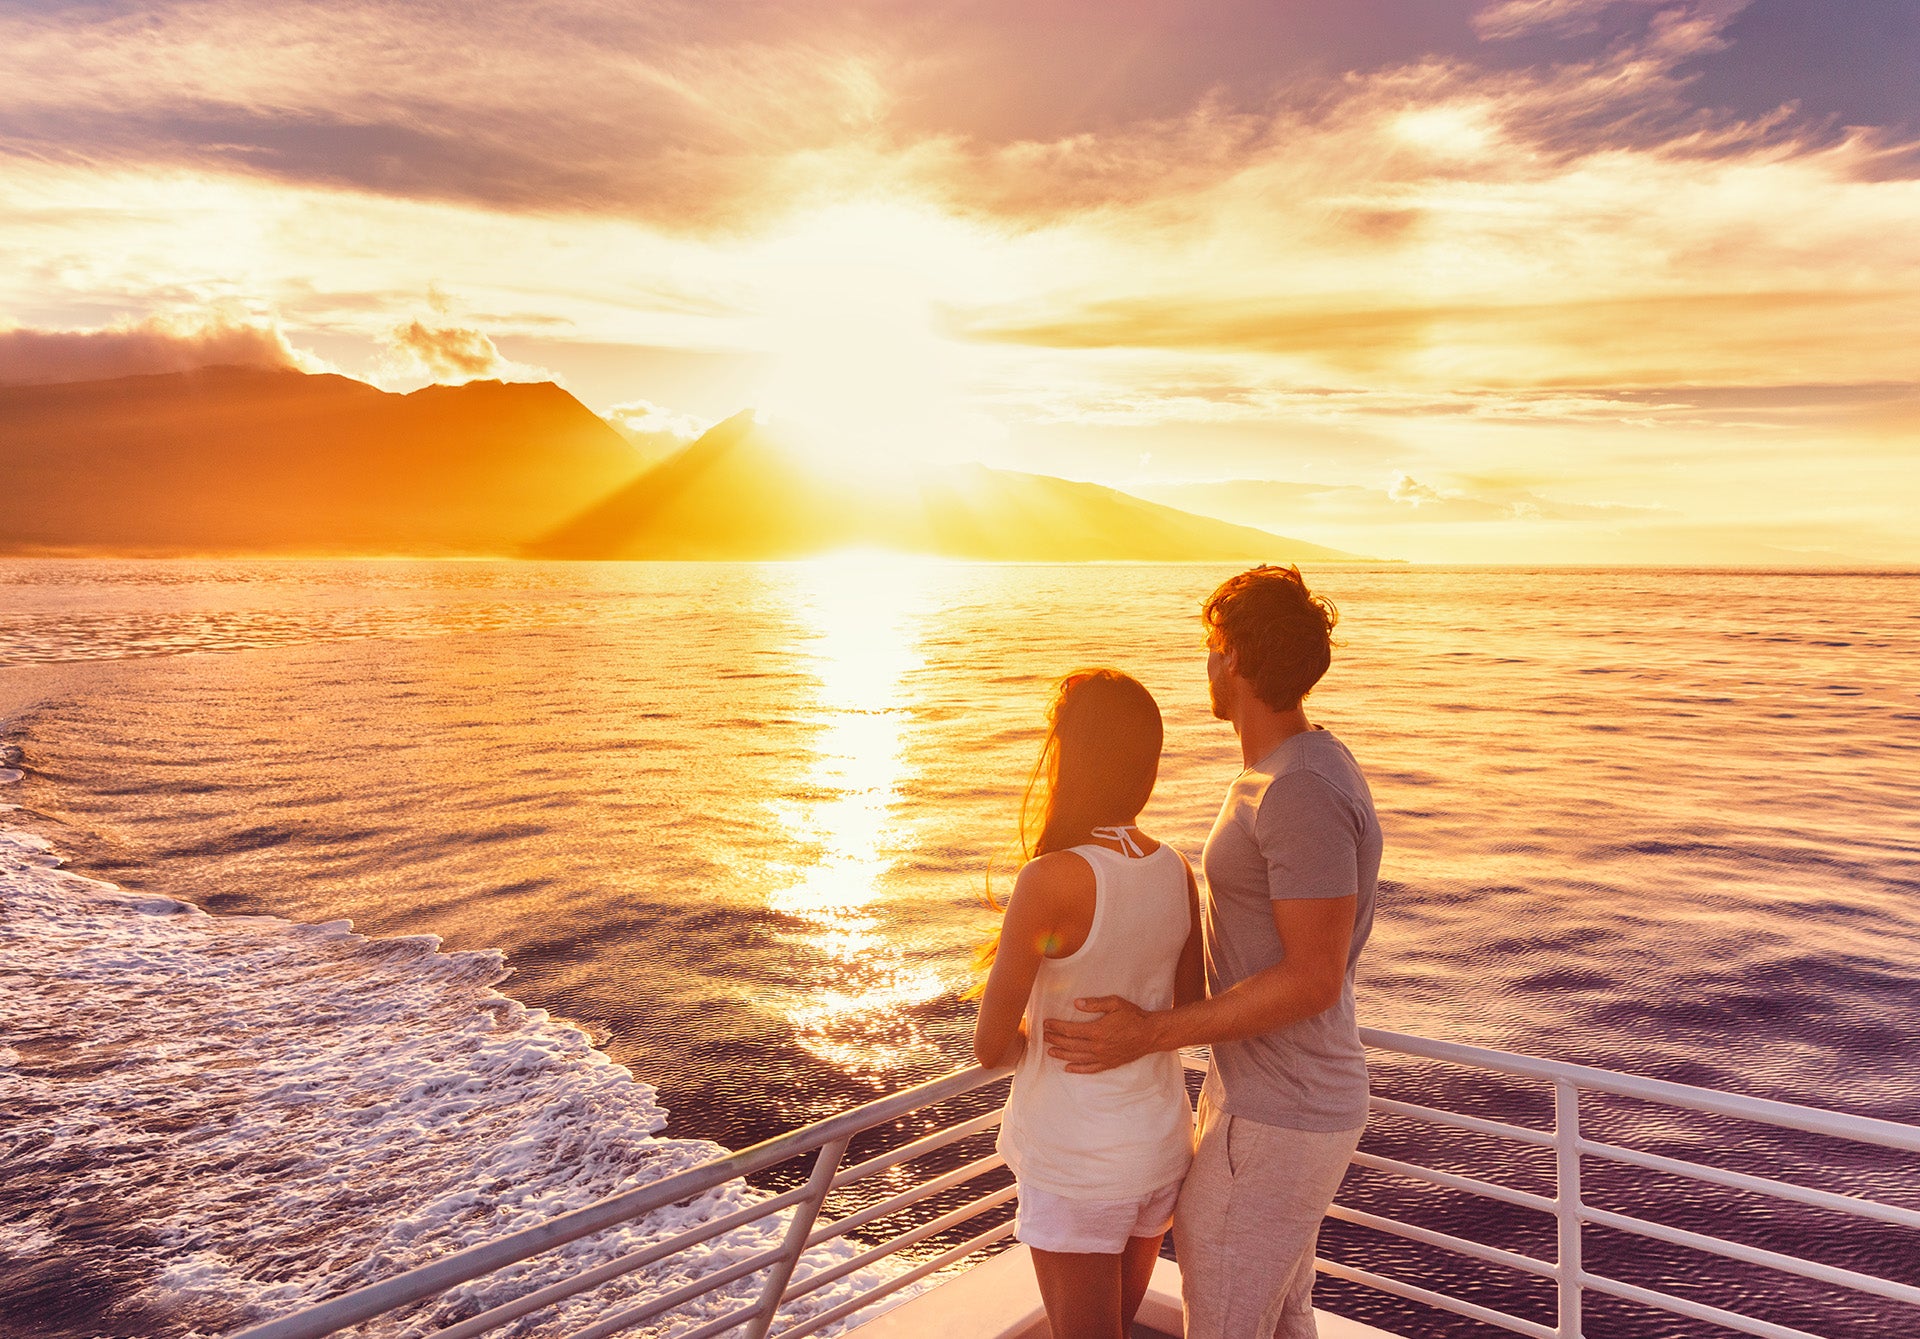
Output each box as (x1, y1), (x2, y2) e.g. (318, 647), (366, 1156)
(1172, 1085), (1363, 1339)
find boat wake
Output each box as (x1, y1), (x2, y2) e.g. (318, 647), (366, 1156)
(0, 795), (896, 1338)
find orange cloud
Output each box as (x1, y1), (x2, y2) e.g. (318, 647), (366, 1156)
(383, 321), (553, 387)
(0, 1), (1913, 563)
(390, 321), (507, 380)
(1, 0), (1908, 230)
(964, 290), (1909, 389)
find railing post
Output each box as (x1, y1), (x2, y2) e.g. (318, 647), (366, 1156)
(742, 1134), (852, 1339)
(1553, 1080), (1583, 1339)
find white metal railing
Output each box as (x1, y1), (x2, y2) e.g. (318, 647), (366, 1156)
(230, 1029), (1920, 1339)
(1313, 1029), (1920, 1339)
(228, 1061), (1019, 1339)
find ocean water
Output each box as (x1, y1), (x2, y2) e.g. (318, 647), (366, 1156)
(2, 559), (1917, 1338)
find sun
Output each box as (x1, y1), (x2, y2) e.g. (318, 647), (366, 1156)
(741, 199), (1000, 472)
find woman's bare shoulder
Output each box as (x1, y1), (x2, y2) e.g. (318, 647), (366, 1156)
(1012, 849), (1096, 905)
(1011, 850), (1098, 956)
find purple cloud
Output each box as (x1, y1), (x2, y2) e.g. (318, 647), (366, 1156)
(0, 315), (307, 385)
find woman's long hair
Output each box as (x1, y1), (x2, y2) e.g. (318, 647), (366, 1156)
(963, 668), (1164, 997)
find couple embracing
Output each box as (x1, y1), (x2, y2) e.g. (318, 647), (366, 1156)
(970, 564), (1382, 1339)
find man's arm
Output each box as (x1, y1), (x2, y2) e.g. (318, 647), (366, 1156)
(1043, 894), (1354, 1072)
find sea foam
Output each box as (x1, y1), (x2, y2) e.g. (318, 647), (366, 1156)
(0, 816), (905, 1338)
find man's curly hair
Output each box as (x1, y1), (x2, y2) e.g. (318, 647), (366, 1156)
(1202, 565), (1339, 711)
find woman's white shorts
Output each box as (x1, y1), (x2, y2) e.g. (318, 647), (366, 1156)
(1013, 1177), (1184, 1255)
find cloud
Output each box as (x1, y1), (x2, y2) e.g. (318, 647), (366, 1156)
(1131, 473), (1689, 563)
(0, 3), (1915, 561)
(0, 0), (1909, 232)
(971, 287), (1920, 390)
(1471, 0), (1716, 42)
(896, 3), (1919, 233)
(1138, 468), (1910, 564)
(0, 312), (317, 385)
(994, 368), (1920, 446)
(1388, 472), (1447, 506)
(0, 0), (899, 229)
(1473, 0), (1611, 39)
(384, 320), (548, 385)
(390, 321), (503, 380)
(603, 398), (711, 456)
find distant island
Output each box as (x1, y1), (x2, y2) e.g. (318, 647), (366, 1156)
(0, 366), (640, 556)
(0, 366), (1369, 562)
(529, 411), (1368, 562)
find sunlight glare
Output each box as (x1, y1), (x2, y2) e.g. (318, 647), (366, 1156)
(763, 560), (946, 1071)
(744, 200), (998, 473)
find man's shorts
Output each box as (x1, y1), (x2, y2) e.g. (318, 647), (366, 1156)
(1013, 1177), (1185, 1254)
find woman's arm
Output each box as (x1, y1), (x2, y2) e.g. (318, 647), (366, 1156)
(1174, 856), (1205, 1008)
(972, 855), (1078, 1068)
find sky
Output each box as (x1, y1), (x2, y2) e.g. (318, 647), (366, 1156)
(2, 0), (1917, 563)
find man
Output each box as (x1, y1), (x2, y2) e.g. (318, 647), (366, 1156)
(1044, 564), (1382, 1339)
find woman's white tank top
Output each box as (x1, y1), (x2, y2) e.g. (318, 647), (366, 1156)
(995, 841), (1195, 1200)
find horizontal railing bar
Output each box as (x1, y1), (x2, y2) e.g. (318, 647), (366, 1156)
(1579, 1270), (1832, 1339)
(808, 1152), (1006, 1248)
(1325, 1205), (1558, 1281)
(231, 1063), (1009, 1339)
(1576, 1136), (1920, 1232)
(561, 1239), (785, 1339)
(1360, 1028), (1920, 1153)
(427, 1182), (816, 1339)
(1350, 1151), (1559, 1216)
(1313, 1258), (1556, 1339)
(829, 1106), (1006, 1190)
(237, 1034), (1920, 1339)
(772, 1219), (1020, 1339)
(1579, 1204), (1920, 1307)
(781, 1183), (1020, 1305)
(1369, 1095), (1557, 1149)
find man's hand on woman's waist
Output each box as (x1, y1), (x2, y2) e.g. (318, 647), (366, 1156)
(1043, 893), (1358, 1073)
(1042, 997), (1170, 1073)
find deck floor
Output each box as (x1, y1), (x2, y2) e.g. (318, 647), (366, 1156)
(845, 1247), (1399, 1338)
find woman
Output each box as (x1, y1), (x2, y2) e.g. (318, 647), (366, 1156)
(971, 668), (1204, 1339)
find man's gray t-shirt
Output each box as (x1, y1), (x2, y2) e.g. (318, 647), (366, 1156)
(1200, 727), (1382, 1131)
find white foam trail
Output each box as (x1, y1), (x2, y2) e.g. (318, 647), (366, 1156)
(0, 820), (909, 1338)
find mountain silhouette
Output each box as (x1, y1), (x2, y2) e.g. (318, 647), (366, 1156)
(2, 370), (1367, 561)
(0, 366), (646, 554)
(528, 411), (851, 559)
(530, 411), (1367, 562)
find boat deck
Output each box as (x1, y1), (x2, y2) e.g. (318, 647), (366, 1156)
(232, 1029), (1920, 1339)
(846, 1246), (1399, 1339)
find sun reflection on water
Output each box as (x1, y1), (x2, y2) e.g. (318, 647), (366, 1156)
(764, 559), (948, 1074)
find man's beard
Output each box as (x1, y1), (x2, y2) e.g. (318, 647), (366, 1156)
(1208, 676), (1230, 721)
